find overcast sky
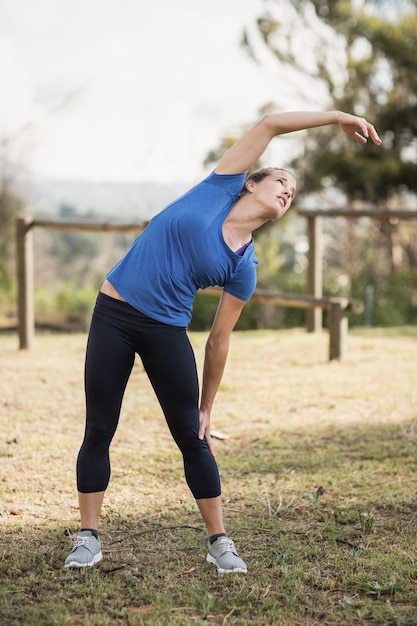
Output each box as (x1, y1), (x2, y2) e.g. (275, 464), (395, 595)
(0, 0), (336, 184)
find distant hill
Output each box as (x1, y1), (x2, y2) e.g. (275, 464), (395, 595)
(29, 178), (193, 221)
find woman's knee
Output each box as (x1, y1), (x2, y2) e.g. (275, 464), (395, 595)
(83, 418), (118, 449)
(169, 420), (200, 451)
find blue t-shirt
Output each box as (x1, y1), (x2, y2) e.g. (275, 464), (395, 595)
(106, 171), (258, 326)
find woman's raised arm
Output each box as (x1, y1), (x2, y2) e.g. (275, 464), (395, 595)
(215, 110), (381, 175)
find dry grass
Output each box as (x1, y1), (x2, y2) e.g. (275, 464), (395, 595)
(1, 327), (417, 625)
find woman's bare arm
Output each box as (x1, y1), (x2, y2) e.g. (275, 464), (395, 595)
(215, 110), (381, 175)
(198, 291), (247, 456)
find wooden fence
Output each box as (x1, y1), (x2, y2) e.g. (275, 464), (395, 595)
(202, 286), (363, 361)
(16, 208), (416, 359)
(299, 208), (417, 333)
(16, 217), (147, 352)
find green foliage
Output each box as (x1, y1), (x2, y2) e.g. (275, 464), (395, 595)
(351, 270), (417, 327)
(0, 182), (23, 291)
(274, 270), (310, 327)
(239, 0), (417, 207)
(316, 214), (417, 327)
(288, 0), (417, 204)
(188, 293), (220, 331)
(240, 1), (417, 329)
(24, 203), (131, 329)
(34, 283), (97, 328)
(55, 283), (97, 318)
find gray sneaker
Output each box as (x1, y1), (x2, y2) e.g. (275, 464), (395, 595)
(206, 536), (247, 575)
(64, 530), (103, 568)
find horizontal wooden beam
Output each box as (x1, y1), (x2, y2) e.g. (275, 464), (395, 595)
(30, 219), (148, 233)
(200, 286), (363, 360)
(297, 208), (417, 219)
(201, 286), (364, 313)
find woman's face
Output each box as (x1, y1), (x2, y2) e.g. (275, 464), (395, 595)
(248, 170), (296, 221)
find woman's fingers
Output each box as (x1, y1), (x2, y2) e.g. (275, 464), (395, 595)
(340, 115), (382, 145)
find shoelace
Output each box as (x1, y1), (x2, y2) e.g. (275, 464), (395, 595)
(72, 535), (93, 548)
(214, 536), (236, 554)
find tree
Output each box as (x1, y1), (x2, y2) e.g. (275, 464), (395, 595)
(0, 180), (23, 292)
(238, 0), (417, 327)
(250, 0), (417, 205)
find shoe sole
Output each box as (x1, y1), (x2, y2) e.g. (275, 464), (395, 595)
(206, 553), (247, 575)
(64, 551), (103, 568)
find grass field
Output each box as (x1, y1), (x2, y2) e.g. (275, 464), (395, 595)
(1, 327), (417, 625)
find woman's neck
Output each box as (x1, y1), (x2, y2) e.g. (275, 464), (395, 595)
(223, 196), (268, 248)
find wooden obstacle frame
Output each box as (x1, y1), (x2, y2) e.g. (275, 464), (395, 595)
(16, 208), (416, 359)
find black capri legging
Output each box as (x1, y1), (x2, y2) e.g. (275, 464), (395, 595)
(76, 292), (221, 500)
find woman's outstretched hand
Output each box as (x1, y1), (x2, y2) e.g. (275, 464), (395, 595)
(337, 111), (382, 146)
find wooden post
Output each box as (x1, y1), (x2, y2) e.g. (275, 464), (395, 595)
(328, 301), (348, 360)
(16, 216), (34, 350)
(306, 215), (323, 333)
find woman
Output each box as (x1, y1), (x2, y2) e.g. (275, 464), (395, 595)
(64, 110), (381, 574)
